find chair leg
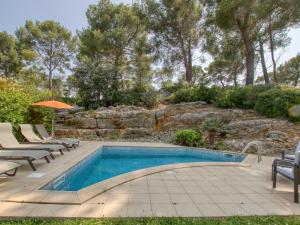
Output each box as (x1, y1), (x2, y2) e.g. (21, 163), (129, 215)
(59, 149), (64, 155)
(294, 166), (299, 203)
(50, 153), (55, 159)
(44, 156), (50, 163)
(294, 181), (299, 203)
(273, 167), (277, 188)
(4, 168), (18, 176)
(27, 160), (36, 171)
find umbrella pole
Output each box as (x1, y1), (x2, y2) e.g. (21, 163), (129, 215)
(51, 109), (55, 138)
(51, 118), (55, 138)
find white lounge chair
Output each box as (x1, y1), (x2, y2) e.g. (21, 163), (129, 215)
(0, 160), (21, 176)
(19, 124), (75, 150)
(0, 150), (50, 171)
(0, 123), (66, 159)
(35, 124), (80, 147)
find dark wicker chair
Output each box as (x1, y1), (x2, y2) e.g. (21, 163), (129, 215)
(272, 155), (300, 203)
(281, 142), (300, 161)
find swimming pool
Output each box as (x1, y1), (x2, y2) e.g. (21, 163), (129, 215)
(42, 146), (245, 191)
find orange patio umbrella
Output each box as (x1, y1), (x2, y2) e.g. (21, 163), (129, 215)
(32, 100), (74, 137)
(32, 100), (74, 109)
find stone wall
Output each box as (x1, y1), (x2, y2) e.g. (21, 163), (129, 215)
(55, 102), (300, 155)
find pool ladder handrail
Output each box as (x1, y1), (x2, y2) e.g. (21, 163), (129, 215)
(241, 141), (263, 163)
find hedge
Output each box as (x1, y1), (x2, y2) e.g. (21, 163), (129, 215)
(168, 85), (300, 121)
(255, 87), (300, 121)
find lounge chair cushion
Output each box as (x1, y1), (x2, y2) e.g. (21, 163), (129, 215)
(286, 154), (296, 161)
(295, 143), (300, 166)
(0, 123), (22, 147)
(19, 124), (43, 142)
(0, 122), (65, 152)
(20, 124), (75, 147)
(23, 144), (65, 151)
(277, 166), (293, 179)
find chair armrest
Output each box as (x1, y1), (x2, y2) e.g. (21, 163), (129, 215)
(273, 159), (294, 168)
(282, 151), (285, 159)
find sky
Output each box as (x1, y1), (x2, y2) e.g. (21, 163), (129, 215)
(0, 0), (299, 69)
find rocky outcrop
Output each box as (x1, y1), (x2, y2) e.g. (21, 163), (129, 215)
(55, 102), (300, 155)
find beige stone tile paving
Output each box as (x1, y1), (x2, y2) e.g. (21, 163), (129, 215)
(197, 203), (226, 217)
(1, 141), (300, 218)
(75, 203), (104, 218)
(127, 203), (152, 217)
(101, 203), (127, 217)
(217, 203), (248, 216)
(152, 203), (177, 217)
(174, 203), (202, 217)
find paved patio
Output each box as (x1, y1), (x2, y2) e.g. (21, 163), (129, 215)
(0, 141), (299, 218)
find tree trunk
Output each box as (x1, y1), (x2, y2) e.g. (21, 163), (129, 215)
(179, 36), (193, 83)
(295, 70), (300, 87)
(113, 54), (121, 91)
(245, 43), (255, 85)
(48, 70), (53, 92)
(258, 36), (270, 84)
(187, 39), (193, 83)
(237, 19), (255, 85)
(269, 17), (277, 82)
(233, 73), (238, 86)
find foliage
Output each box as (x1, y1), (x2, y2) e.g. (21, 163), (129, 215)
(0, 79), (53, 133)
(212, 85), (272, 109)
(257, 0), (300, 83)
(118, 87), (159, 108)
(255, 87), (300, 121)
(1, 216), (300, 225)
(74, 0), (153, 108)
(174, 129), (203, 147)
(214, 0), (263, 85)
(144, 0), (204, 83)
(167, 85), (300, 121)
(132, 33), (153, 90)
(277, 54), (300, 87)
(204, 17), (245, 87)
(16, 20), (75, 91)
(169, 86), (220, 104)
(0, 32), (21, 78)
(202, 116), (225, 133)
(160, 80), (193, 95)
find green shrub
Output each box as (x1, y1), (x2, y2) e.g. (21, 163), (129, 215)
(119, 87), (159, 108)
(229, 85), (274, 109)
(0, 79), (53, 134)
(161, 80), (189, 94)
(171, 86), (215, 104)
(212, 85), (275, 109)
(212, 87), (235, 108)
(202, 116), (225, 132)
(255, 87), (300, 121)
(174, 129), (203, 147)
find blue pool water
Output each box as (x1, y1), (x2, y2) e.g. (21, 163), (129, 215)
(42, 146), (245, 191)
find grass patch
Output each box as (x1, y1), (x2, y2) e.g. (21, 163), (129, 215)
(1, 217), (300, 225)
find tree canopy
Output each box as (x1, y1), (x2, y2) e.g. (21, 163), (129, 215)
(0, 0), (299, 109)
(16, 20), (75, 91)
(0, 32), (21, 78)
(144, 0), (204, 83)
